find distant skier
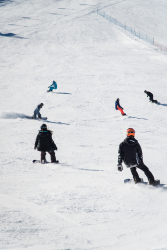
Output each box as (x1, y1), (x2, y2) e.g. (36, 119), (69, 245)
(144, 90), (158, 103)
(32, 103), (44, 119)
(115, 98), (126, 116)
(34, 124), (59, 163)
(117, 128), (159, 185)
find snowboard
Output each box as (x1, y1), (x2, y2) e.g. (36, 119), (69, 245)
(26, 116), (47, 120)
(153, 101), (160, 105)
(149, 100), (159, 104)
(124, 178), (144, 184)
(124, 179), (166, 189)
(32, 160), (59, 164)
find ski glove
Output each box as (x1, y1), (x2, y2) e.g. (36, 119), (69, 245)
(117, 164), (123, 171)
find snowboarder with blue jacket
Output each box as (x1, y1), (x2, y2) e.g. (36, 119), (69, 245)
(115, 98), (126, 116)
(32, 103), (44, 119)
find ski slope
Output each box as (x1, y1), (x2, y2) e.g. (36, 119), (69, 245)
(1, 0), (167, 249)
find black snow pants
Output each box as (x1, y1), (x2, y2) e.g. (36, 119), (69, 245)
(148, 95), (157, 103)
(130, 162), (154, 182)
(41, 151), (56, 163)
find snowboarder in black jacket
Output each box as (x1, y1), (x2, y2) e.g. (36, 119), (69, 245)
(144, 90), (158, 103)
(34, 124), (58, 163)
(117, 128), (159, 185)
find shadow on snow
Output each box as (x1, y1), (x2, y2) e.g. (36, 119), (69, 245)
(49, 92), (72, 95)
(0, 0), (11, 5)
(46, 120), (70, 126)
(0, 32), (27, 39)
(78, 168), (104, 172)
(128, 116), (147, 120)
(158, 103), (167, 107)
(0, 112), (70, 125)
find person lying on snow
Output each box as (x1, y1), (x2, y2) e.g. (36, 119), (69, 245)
(115, 98), (126, 116)
(34, 124), (59, 164)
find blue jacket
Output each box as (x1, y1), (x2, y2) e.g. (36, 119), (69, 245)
(115, 99), (123, 110)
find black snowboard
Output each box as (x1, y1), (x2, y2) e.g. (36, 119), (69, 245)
(124, 178), (144, 184)
(26, 116), (47, 120)
(124, 179), (166, 189)
(33, 160), (44, 163)
(32, 160), (59, 164)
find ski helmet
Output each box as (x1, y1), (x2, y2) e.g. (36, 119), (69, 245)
(127, 128), (135, 137)
(40, 103), (44, 107)
(144, 90), (147, 93)
(41, 124), (47, 131)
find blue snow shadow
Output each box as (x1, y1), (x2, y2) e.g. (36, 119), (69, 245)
(52, 92), (72, 95)
(46, 120), (70, 126)
(0, 0), (11, 5)
(158, 103), (167, 107)
(78, 168), (104, 172)
(0, 32), (27, 39)
(128, 116), (147, 120)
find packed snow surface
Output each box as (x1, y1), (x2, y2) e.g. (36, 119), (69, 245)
(1, 0), (167, 249)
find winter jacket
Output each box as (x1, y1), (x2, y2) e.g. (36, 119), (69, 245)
(34, 130), (57, 152)
(145, 91), (153, 99)
(115, 99), (123, 110)
(34, 104), (42, 118)
(118, 137), (143, 167)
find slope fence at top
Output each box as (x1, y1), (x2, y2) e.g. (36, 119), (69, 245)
(97, 9), (167, 53)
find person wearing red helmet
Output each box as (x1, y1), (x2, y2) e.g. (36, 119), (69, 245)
(117, 128), (159, 185)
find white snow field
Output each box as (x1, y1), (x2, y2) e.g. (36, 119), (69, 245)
(1, 0), (167, 249)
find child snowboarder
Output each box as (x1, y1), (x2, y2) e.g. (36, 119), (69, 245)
(117, 128), (160, 185)
(115, 98), (126, 116)
(144, 90), (158, 103)
(32, 103), (44, 119)
(34, 124), (59, 163)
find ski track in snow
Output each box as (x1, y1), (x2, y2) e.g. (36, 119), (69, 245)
(1, 0), (167, 249)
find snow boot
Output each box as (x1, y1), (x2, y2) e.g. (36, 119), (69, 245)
(149, 179), (160, 186)
(52, 160), (59, 164)
(41, 159), (47, 164)
(134, 177), (143, 184)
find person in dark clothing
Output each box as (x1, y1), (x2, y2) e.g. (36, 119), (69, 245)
(115, 98), (126, 116)
(34, 124), (59, 163)
(32, 103), (44, 119)
(117, 128), (159, 185)
(144, 90), (158, 103)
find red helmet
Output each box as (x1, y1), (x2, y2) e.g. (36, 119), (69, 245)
(127, 128), (135, 137)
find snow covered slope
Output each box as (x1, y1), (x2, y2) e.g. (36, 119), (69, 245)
(1, 0), (167, 249)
